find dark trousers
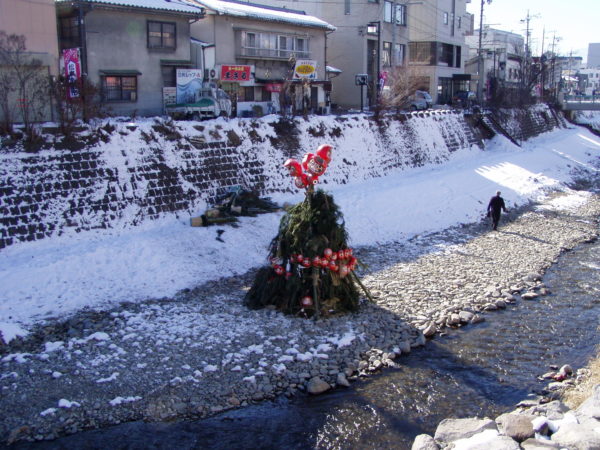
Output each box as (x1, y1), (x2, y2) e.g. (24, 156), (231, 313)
(491, 211), (501, 230)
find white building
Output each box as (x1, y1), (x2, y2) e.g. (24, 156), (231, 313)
(587, 43), (600, 69)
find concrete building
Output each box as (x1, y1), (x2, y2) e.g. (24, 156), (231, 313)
(465, 27), (524, 100)
(187, 0), (335, 116)
(407, 0), (472, 104)
(0, 0), (59, 73)
(587, 43), (600, 69)
(55, 0), (204, 117)
(243, 0), (412, 110)
(0, 0), (60, 124)
(577, 68), (600, 95)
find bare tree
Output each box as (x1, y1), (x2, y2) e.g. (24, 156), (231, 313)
(378, 65), (422, 111)
(0, 32), (50, 137)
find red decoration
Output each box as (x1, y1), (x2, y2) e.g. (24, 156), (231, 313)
(323, 248), (333, 258)
(296, 254), (304, 263)
(328, 262), (339, 272)
(274, 266), (284, 275)
(300, 296), (313, 308)
(294, 173), (309, 189)
(316, 144), (332, 163)
(302, 259), (312, 268)
(307, 156), (327, 177)
(312, 256), (321, 267)
(301, 153), (314, 171)
(284, 159), (303, 177)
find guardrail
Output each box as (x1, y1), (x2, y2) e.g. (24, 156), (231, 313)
(561, 94), (600, 110)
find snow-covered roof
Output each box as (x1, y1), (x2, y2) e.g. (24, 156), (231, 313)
(55, 0), (204, 15)
(326, 65), (342, 73)
(185, 0), (336, 31)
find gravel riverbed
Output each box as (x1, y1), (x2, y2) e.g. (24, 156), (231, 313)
(1, 191), (599, 445)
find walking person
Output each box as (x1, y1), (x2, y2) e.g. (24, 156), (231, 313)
(487, 190), (507, 231)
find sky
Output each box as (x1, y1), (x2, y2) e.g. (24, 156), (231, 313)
(1, 110), (600, 343)
(466, 0), (599, 61)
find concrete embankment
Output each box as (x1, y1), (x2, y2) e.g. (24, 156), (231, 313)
(2, 191), (599, 445)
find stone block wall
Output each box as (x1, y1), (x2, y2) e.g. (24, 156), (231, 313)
(0, 110), (493, 249)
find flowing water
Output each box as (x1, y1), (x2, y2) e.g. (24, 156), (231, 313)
(13, 238), (600, 449)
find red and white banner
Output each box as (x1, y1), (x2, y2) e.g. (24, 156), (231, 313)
(63, 48), (81, 99)
(220, 65), (251, 82)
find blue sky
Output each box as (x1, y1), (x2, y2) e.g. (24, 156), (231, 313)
(466, 0), (599, 61)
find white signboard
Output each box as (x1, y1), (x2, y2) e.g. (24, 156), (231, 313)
(176, 69), (204, 103)
(293, 60), (318, 79)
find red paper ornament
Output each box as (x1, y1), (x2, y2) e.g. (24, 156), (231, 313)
(296, 254), (304, 263)
(344, 249), (351, 259)
(330, 252), (337, 261)
(320, 258), (329, 268)
(316, 144), (333, 163)
(300, 296), (313, 308)
(338, 250), (345, 260)
(323, 248), (333, 258)
(283, 159), (302, 177)
(306, 174), (319, 185)
(328, 262), (339, 272)
(312, 256), (321, 267)
(302, 259), (312, 268)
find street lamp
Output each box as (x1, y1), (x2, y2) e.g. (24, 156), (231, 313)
(367, 21), (381, 107)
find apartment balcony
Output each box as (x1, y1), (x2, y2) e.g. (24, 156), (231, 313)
(237, 46), (310, 61)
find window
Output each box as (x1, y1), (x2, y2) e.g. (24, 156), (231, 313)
(438, 43), (454, 66)
(368, 0), (379, 3)
(58, 16), (80, 50)
(295, 37), (309, 58)
(384, 1), (393, 23)
(395, 4), (407, 26)
(394, 43), (406, 65)
(409, 42), (435, 65)
(102, 76), (137, 102)
(148, 21), (176, 49)
(242, 86), (255, 101)
(455, 45), (461, 68)
(240, 31), (309, 59)
(457, 16), (462, 29)
(382, 42), (392, 67)
(443, 12), (449, 25)
(344, 0), (350, 14)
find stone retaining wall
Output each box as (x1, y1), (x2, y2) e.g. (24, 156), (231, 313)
(0, 106), (560, 250)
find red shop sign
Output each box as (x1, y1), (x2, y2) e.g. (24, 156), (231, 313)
(220, 65), (251, 82)
(265, 83), (283, 93)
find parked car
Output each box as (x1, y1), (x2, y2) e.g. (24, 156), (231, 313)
(410, 90), (433, 110)
(452, 90), (476, 108)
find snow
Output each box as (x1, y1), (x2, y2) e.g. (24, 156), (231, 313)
(0, 121), (599, 343)
(55, 0), (204, 15)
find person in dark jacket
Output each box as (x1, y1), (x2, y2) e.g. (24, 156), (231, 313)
(487, 191), (507, 230)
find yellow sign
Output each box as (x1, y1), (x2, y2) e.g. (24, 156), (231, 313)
(294, 60), (317, 79)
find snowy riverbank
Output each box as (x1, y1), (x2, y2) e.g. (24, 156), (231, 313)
(1, 125), (600, 444)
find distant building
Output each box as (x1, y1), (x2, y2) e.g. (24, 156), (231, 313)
(588, 43), (600, 69)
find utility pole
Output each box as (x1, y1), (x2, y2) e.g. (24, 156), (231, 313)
(476, 0), (488, 105)
(520, 10), (537, 93)
(540, 26), (545, 101)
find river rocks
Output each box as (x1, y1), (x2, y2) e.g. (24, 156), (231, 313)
(495, 412), (537, 442)
(521, 292), (540, 300)
(306, 377), (330, 395)
(433, 417), (497, 444)
(411, 434), (438, 450)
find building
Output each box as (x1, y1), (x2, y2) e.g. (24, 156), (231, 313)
(244, 0), (411, 110)
(587, 43), (600, 69)
(186, 0), (335, 116)
(407, 0), (472, 104)
(0, 0), (60, 124)
(465, 27), (524, 101)
(55, 0), (205, 117)
(577, 68), (600, 95)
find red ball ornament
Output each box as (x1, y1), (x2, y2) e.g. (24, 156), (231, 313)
(312, 256), (321, 267)
(300, 296), (313, 308)
(323, 248), (333, 258)
(344, 249), (351, 259)
(302, 259), (312, 268)
(320, 258), (329, 268)
(296, 254), (304, 263)
(316, 144), (333, 164)
(328, 262), (339, 272)
(283, 159), (302, 177)
(338, 250), (345, 260)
